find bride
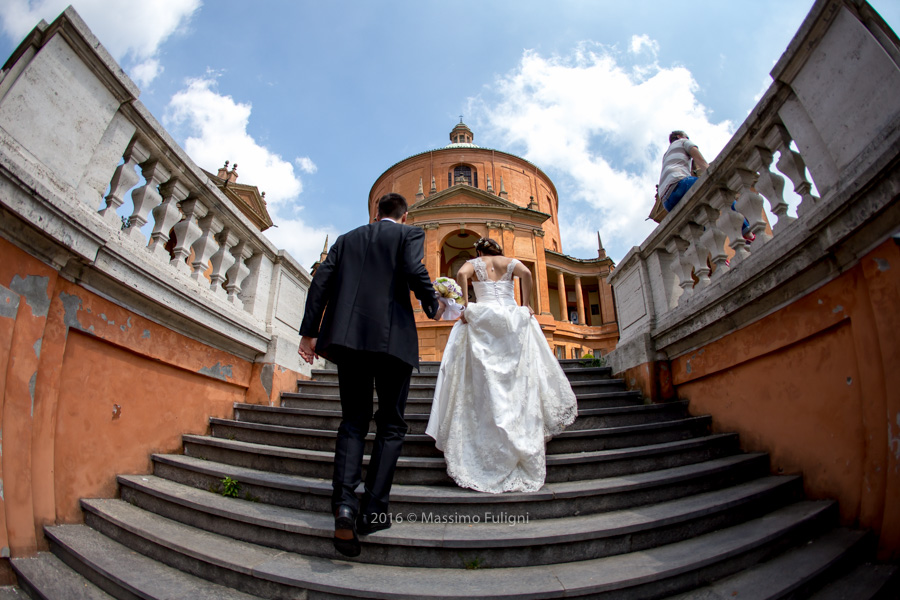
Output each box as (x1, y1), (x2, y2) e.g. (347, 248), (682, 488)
(426, 238), (578, 493)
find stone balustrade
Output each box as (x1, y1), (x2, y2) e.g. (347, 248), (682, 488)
(608, 0), (900, 375)
(0, 7), (310, 370)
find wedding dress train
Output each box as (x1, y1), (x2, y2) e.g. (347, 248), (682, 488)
(425, 258), (578, 493)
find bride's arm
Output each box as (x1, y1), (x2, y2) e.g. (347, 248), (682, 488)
(512, 261), (535, 316)
(455, 262), (474, 324)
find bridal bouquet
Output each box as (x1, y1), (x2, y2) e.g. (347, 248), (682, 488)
(433, 277), (464, 320)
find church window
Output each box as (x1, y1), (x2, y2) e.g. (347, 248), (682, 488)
(451, 165), (477, 188)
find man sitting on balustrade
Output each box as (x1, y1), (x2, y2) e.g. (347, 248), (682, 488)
(657, 130), (754, 242)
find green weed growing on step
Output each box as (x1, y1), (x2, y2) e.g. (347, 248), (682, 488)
(221, 476), (241, 498)
(244, 491), (261, 502)
(462, 555), (485, 570)
(580, 353), (605, 368)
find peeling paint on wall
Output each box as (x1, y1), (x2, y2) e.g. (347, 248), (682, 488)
(0, 479), (4, 500)
(890, 414), (900, 461)
(261, 363), (274, 398)
(29, 371), (37, 416)
(142, 329), (151, 339)
(120, 316), (133, 332)
(33, 338), (42, 358)
(10, 274), (50, 318)
(0, 285), (19, 319)
(59, 291), (87, 333)
(875, 258), (890, 271)
(833, 305), (844, 313)
(0, 547), (7, 558)
(198, 362), (233, 381)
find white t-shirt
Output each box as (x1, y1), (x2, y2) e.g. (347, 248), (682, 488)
(658, 138), (698, 201)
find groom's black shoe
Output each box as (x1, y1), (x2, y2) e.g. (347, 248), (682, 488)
(333, 505), (361, 557)
(357, 512), (392, 536)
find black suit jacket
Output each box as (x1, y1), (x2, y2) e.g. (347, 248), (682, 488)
(299, 220), (439, 367)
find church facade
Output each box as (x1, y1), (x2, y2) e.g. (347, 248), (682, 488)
(367, 121), (619, 361)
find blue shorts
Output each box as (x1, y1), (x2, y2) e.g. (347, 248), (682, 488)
(663, 177), (697, 211)
(664, 179), (751, 235)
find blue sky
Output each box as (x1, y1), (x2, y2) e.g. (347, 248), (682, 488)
(2, 1), (898, 269)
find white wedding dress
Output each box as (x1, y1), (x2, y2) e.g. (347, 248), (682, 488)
(425, 258), (578, 493)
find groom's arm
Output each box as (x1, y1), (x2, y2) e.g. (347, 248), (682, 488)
(299, 235), (341, 338)
(402, 227), (440, 319)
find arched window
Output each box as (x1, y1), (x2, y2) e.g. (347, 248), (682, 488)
(450, 165), (477, 188)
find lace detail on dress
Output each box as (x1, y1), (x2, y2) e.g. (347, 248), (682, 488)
(470, 257), (518, 282)
(471, 257), (489, 283)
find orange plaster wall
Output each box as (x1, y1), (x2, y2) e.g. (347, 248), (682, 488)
(668, 239), (900, 557)
(0, 236), (304, 564)
(53, 330), (244, 522)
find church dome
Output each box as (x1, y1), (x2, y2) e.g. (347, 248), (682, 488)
(446, 119), (478, 148)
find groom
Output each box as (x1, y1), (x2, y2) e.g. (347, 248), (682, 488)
(298, 192), (440, 557)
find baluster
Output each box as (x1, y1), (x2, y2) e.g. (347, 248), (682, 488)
(694, 203), (730, 279)
(169, 199), (207, 275)
(748, 146), (795, 234)
(190, 212), (223, 282)
(728, 168), (771, 248)
(209, 229), (238, 297)
(679, 222), (711, 288)
(148, 179), (189, 261)
(124, 160), (170, 245)
(665, 234), (695, 303)
(710, 187), (751, 265)
(225, 240), (253, 306)
(764, 124), (819, 218)
(99, 139), (150, 225)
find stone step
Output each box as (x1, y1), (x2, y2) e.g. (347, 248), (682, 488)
(0, 588), (26, 600)
(115, 473), (804, 568)
(806, 562), (900, 599)
(41, 525), (263, 600)
(663, 527), (874, 600)
(10, 552), (114, 600)
(233, 401), (688, 434)
(307, 365), (613, 384)
(74, 496), (839, 599)
(293, 377), (629, 401)
(209, 414), (713, 457)
(279, 388), (645, 411)
(150, 451), (771, 519)
(182, 432), (741, 485)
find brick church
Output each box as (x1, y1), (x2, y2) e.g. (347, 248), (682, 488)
(364, 120), (619, 361)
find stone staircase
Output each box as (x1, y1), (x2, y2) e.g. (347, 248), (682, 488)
(10, 360), (899, 598)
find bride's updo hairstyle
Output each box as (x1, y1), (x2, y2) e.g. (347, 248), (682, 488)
(474, 237), (503, 256)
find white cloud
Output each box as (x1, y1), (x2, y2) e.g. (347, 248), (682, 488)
(165, 76), (303, 203)
(474, 42), (735, 261)
(262, 216), (336, 272)
(629, 34), (659, 57)
(295, 157), (318, 174)
(164, 75), (332, 267)
(0, 0), (201, 86)
(130, 58), (162, 88)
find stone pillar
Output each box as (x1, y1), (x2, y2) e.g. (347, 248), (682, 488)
(422, 224), (440, 278)
(575, 276), (585, 325)
(533, 229), (550, 315)
(557, 270), (568, 322)
(597, 274), (616, 325)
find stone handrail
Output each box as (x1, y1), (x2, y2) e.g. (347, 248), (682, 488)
(608, 0), (900, 371)
(0, 7), (310, 367)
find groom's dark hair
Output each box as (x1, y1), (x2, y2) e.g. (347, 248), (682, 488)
(377, 193), (409, 220)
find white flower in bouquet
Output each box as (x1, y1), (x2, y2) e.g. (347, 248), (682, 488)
(433, 277), (462, 300)
(432, 277), (464, 320)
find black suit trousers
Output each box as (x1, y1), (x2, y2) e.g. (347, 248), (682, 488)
(332, 349), (413, 516)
